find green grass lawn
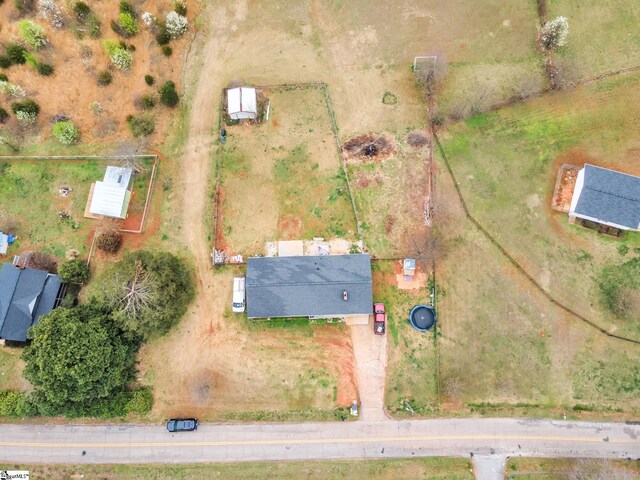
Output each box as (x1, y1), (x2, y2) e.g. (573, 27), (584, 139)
(0, 458), (475, 480)
(0, 347), (25, 391)
(374, 262), (439, 417)
(433, 71), (640, 413)
(440, 71), (640, 339)
(506, 457), (640, 479)
(549, 0), (640, 79)
(0, 158), (154, 260)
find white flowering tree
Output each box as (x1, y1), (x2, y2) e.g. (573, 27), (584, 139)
(103, 40), (133, 71)
(141, 12), (157, 30)
(37, 0), (64, 29)
(0, 81), (26, 98)
(166, 11), (188, 38)
(539, 16), (569, 51)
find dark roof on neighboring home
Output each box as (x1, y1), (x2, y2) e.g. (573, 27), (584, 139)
(0, 264), (61, 342)
(573, 164), (640, 230)
(246, 254), (373, 319)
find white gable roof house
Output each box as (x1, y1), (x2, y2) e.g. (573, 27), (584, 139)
(227, 87), (257, 120)
(88, 166), (133, 219)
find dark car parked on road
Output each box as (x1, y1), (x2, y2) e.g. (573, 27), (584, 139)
(167, 418), (198, 432)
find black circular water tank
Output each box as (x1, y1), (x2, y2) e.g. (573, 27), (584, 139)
(409, 305), (436, 331)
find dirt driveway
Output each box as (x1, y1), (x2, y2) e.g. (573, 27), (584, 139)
(350, 320), (388, 421)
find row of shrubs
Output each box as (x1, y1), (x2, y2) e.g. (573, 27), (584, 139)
(0, 388), (153, 419)
(1, 75), (177, 142)
(0, 42), (54, 76)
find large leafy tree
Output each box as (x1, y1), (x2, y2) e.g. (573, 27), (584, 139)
(93, 250), (194, 339)
(23, 305), (137, 415)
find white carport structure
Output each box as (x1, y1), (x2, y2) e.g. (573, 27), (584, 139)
(227, 87), (257, 120)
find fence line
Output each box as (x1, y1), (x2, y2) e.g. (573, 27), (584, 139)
(321, 84), (363, 240)
(0, 154), (157, 160)
(0, 153), (159, 265)
(119, 156), (159, 234)
(432, 130), (640, 346)
(211, 90), (225, 261)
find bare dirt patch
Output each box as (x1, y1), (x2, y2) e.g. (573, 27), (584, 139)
(278, 214), (303, 240)
(343, 133), (397, 163)
(406, 130), (430, 148)
(551, 165), (578, 212)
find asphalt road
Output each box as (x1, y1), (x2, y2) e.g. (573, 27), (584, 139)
(0, 418), (638, 465)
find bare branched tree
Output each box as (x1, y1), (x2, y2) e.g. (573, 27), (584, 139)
(469, 83), (495, 116)
(19, 251), (57, 273)
(401, 226), (444, 264)
(119, 261), (155, 319)
(0, 209), (21, 233)
(113, 140), (148, 173)
(514, 73), (544, 100)
(98, 216), (123, 233)
(416, 55), (449, 96)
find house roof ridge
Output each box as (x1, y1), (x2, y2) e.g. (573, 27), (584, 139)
(584, 184), (640, 204)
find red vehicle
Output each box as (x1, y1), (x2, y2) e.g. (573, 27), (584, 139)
(373, 302), (386, 335)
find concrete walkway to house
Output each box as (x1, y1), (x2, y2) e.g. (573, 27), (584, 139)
(349, 319), (388, 422)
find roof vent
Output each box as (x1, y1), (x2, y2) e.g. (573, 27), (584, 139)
(343, 290), (348, 301)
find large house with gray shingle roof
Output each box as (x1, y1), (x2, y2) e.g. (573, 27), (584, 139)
(0, 263), (61, 342)
(569, 164), (640, 231)
(246, 254), (372, 320)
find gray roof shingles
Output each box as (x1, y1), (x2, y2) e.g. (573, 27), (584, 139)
(0, 264), (61, 342)
(574, 164), (640, 229)
(246, 254), (373, 318)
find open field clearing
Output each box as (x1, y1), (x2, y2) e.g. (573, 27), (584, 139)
(219, 86), (355, 256)
(506, 457), (640, 479)
(0, 1), (194, 150)
(0, 458), (475, 480)
(0, 158), (154, 260)
(433, 72), (640, 413)
(549, 0), (640, 79)
(441, 72), (640, 338)
(374, 262), (439, 417)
